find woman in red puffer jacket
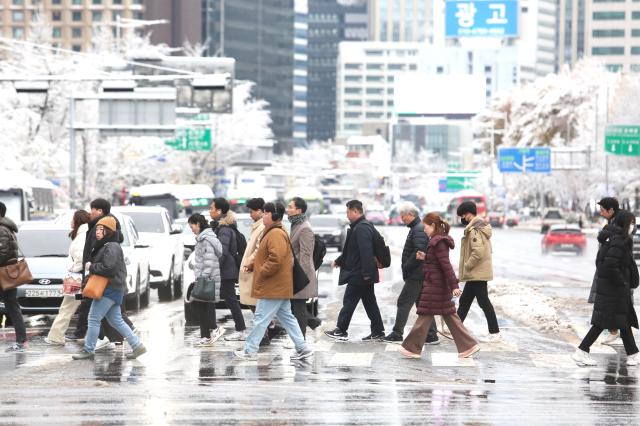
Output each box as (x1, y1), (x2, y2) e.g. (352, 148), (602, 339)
(400, 212), (479, 359)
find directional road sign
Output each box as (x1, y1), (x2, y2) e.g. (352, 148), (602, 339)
(497, 147), (551, 173)
(605, 125), (640, 156)
(165, 127), (212, 151)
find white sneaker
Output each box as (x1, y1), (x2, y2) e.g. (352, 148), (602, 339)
(627, 353), (640, 366)
(572, 349), (597, 366)
(194, 337), (214, 347)
(602, 332), (622, 346)
(95, 338), (116, 353)
(210, 327), (226, 343)
(481, 333), (502, 343)
(224, 330), (247, 341)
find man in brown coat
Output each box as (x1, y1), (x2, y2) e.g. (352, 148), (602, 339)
(234, 202), (313, 361)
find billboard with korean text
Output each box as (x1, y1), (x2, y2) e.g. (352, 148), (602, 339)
(445, 0), (518, 38)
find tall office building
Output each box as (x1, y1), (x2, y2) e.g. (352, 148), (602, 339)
(557, 0), (587, 70)
(335, 42), (518, 137)
(148, 0), (307, 150)
(307, 0), (367, 143)
(368, 0), (433, 43)
(516, 0), (558, 82)
(143, 0), (200, 49)
(0, 0), (144, 52)
(585, 0), (640, 73)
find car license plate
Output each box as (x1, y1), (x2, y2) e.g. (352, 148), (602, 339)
(25, 289), (63, 298)
(560, 244), (574, 249)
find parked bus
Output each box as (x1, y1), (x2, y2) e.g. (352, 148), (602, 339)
(446, 190), (487, 226)
(0, 170), (61, 221)
(129, 184), (215, 219)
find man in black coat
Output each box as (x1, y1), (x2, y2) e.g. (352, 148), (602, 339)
(70, 198), (134, 345)
(325, 200), (385, 341)
(382, 203), (439, 344)
(0, 202), (28, 352)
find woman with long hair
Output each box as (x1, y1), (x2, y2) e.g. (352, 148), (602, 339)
(400, 213), (480, 359)
(45, 210), (91, 345)
(573, 210), (639, 366)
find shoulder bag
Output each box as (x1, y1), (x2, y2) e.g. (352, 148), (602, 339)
(0, 236), (33, 291)
(82, 275), (109, 299)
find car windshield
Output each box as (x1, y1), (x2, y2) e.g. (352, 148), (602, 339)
(550, 229), (582, 234)
(310, 216), (341, 227)
(17, 229), (71, 257)
(545, 211), (563, 219)
(121, 212), (166, 233)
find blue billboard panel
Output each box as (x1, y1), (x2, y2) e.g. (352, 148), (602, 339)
(445, 0), (519, 38)
(498, 147), (551, 173)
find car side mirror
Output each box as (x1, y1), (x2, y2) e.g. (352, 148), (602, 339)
(183, 247), (193, 260)
(170, 224), (183, 235)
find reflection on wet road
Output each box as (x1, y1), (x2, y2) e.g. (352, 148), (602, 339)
(1, 226), (639, 423)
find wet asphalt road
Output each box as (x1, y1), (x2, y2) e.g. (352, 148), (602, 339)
(1, 226), (639, 424)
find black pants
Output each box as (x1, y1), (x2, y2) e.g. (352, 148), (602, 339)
(192, 300), (216, 339)
(221, 279), (245, 331)
(579, 325), (639, 355)
(75, 297), (134, 341)
(457, 281), (500, 334)
(291, 299), (308, 338)
(0, 288), (26, 343)
(393, 279), (438, 340)
(336, 284), (384, 334)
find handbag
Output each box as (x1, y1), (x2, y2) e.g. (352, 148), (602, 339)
(292, 255), (310, 294)
(82, 275), (109, 299)
(0, 258), (33, 291)
(191, 276), (216, 302)
(63, 274), (82, 295)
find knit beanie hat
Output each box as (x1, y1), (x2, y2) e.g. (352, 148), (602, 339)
(96, 216), (117, 232)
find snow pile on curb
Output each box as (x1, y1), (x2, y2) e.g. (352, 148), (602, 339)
(489, 279), (573, 333)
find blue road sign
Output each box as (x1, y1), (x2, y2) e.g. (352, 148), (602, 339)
(498, 147), (551, 173)
(445, 0), (519, 38)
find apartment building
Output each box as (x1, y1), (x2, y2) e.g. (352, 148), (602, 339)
(0, 0), (144, 52)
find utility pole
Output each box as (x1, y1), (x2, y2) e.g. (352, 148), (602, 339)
(68, 95), (76, 205)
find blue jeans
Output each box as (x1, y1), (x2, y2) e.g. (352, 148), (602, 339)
(245, 299), (308, 354)
(85, 297), (141, 353)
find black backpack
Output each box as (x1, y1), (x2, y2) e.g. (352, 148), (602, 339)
(232, 228), (247, 269)
(365, 222), (391, 268)
(313, 234), (327, 270)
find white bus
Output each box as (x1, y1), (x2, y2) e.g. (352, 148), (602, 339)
(129, 184), (215, 219)
(0, 170), (61, 221)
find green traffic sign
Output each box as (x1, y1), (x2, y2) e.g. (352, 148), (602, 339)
(165, 127), (212, 151)
(605, 125), (640, 156)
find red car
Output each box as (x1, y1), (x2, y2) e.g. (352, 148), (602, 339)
(542, 224), (587, 255)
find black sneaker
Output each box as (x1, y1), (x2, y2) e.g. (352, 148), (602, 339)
(259, 336), (271, 347)
(425, 337), (440, 345)
(324, 328), (349, 341)
(362, 332), (385, 342)
(307, 317), (322, 330)
(382, 332), (403, 343)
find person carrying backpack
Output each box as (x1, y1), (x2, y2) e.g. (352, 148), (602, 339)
(325, 200), (385, 342)
(209, 197), (246, 340)
(286, 197), (318, 338)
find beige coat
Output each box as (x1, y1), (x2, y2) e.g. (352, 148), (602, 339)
(238, 218), (265, 306)
(251, 223), (294, 299)
(290, 220), (318, 299)
(458, 216), (494, 282)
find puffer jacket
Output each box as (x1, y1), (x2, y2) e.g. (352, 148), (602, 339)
(67, 224), (88, 273)
(459, 216), (493, 282)
(335, 216), (379, 286)
(417, 234), (459, 316)
(82, 214), (124, 278)
(401, 217), (428, 281)
(591, 225), (639, 329)
(212, 211), (239, 282)
(194, 228), (223, 285)
(0, 216), (19, 267)
(88, 233), (127, 295)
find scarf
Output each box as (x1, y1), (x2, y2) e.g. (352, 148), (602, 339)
(288, 213), (307, 226)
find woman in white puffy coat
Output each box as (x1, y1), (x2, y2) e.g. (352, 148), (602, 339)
(188, 214), (225, 347)
(45, 210), (91, 345)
